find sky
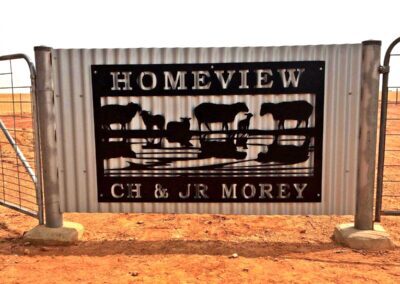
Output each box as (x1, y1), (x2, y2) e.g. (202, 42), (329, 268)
(1, 0), (400, 56)
(1, 0), (400, 85)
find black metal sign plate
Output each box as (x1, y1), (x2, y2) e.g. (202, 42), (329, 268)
(91, 61), (324, 202)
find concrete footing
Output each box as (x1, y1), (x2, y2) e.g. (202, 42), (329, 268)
(24, 221), (84, 246)
(334, 223), (394, 250)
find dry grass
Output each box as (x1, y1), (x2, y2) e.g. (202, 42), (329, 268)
(0, 93), (32, 116)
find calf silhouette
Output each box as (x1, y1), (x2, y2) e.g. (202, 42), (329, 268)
(236, 113), (253, 149)
(166, 117), (193, 147)
(237, 113), (253, 132)
(100, 102), (141, 130)
(100, 141), (136, 159)
(257, 136), (311, 164)
(194, 102), (249, 132)
(260, 101), (313, 130)
(236, 136), (249, 149)
(140, 111), (165, 145)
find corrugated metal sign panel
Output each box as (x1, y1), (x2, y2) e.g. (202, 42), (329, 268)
(52, 44), (362, 214)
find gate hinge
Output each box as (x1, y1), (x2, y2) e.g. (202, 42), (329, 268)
(379, 65), (390, 74)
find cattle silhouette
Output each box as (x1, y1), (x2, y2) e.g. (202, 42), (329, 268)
(256, 136), (311, 164)
(166, 117), (193, 147)
(198, 138), (247, 160)
(194, 102), (249, 132)
(140, 110), (165, 145)
(100, 141), (136, 159)
(235, 136), (249, 149)
(236, 113), (253, 149)
(100, 102), (141, 130)
(237, 113), (253, 133)
(260, 101), (313, 130)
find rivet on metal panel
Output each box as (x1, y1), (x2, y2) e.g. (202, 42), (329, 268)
(348, 92), (352, 96)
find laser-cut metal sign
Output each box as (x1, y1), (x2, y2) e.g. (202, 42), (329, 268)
(91, 61), (324, 202)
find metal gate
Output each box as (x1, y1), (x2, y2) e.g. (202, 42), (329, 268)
(376, 37), (400, 221)
(0, 54), (43, 224)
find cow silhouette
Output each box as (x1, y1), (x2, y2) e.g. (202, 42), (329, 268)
(100, 141), (136, 159)
(100, 103), (141, 130)
(260, 101), (313, 130)
(194, 102), (249, 132)
(256, 136), (311, 164)
(198, 138), (247, 160)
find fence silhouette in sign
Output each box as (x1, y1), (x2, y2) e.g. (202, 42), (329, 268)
(98, 100), (315, 176)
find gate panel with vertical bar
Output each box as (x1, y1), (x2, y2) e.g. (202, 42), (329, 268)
(376, 37), (400, 220)
(0, 54), (43, 224)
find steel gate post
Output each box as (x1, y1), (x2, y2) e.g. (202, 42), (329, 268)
(34, 46), (63, 228)
(355, 40), (381, 230)
(334, 40), (393, 250)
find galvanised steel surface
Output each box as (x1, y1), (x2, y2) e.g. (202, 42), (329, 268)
(35, 47), (63, 227)
(0, 54), (43, 223)
(375, 37), (400, 221)
(52, 44), (362, 214)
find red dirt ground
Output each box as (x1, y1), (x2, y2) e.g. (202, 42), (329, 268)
(0, 208), (399, 283)
(0, 94), (400, 283)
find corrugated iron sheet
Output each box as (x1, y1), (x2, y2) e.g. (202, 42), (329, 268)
(52, 44), (362, 214)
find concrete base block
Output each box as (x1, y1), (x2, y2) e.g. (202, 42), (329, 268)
(24, 221), (84, 246)
(334, 223), (394, 250)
